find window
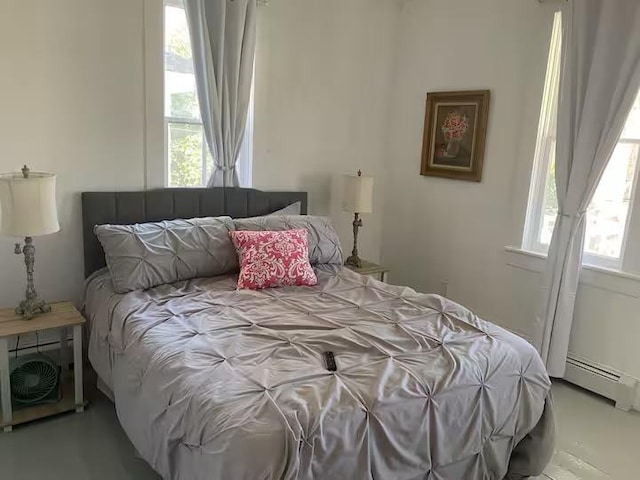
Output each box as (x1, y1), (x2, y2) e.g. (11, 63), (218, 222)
(163, 0), (252, 187)
(524, 12), (640, 270)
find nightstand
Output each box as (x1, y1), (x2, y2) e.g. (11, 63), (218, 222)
(0, 302), (86, 433)
(345, 260), (390, 283)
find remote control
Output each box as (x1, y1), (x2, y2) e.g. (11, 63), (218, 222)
(324, 351), (337, 371)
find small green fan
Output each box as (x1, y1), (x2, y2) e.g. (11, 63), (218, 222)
(10, 353), (61, 407)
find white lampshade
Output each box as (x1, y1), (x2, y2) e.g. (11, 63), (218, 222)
(0, 169), (60, 237)
(343, 172), (374, 214)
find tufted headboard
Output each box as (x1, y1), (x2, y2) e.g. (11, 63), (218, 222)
(81, 187), (308, 278)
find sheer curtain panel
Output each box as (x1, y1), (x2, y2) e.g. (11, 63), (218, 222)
(184, 0), (257, 187)
(537, 0), (640, 376)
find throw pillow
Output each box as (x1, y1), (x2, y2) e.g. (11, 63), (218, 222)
(229, 229), (318, 290)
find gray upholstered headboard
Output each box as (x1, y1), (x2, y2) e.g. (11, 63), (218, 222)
(81, 187), (308, 278)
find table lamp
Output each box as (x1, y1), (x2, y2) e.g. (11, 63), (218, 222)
(342, 170), (374, 268)
(0, 165), (60, 319)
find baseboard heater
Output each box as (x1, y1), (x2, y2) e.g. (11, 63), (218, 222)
(565, 354), (638, 412)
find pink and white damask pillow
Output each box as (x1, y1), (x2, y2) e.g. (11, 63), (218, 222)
(229, 229), (318, 290)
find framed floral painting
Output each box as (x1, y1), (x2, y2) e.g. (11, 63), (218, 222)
(420, 90), (490, 182)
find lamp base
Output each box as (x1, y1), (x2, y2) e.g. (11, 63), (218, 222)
(344, 212), (364, 269)
(344, 255), (363, 269)
(16, 297), (51, 320)
(15, 236), (51, 320)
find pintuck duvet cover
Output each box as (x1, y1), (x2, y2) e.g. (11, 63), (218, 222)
(84, 266), (554, 480)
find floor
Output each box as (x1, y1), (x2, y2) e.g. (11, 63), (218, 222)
(0, 381), (638, 479)
(533, 381), (640, 480)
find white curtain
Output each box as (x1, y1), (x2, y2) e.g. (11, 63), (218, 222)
(184, 0), (257, 187)
(537, 0), (640, 377)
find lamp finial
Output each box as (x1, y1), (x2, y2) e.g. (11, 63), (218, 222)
(21, 165), (30, 178)
(357, 169), (362, 177)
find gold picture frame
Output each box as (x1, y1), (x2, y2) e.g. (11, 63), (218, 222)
(420, 90), (490, 182)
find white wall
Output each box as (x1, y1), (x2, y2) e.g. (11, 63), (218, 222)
(380, 0), (640, 396)
(382, 0), (554, 314)
(0, 0), (146, 309)
(253, 0), (400, 261)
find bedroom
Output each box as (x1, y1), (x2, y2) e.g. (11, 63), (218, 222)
(0, 0), (639, 479)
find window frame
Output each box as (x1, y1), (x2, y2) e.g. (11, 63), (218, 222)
(523, 11), (640, 272)
(619, 142), (640, 273)
(163, 0), (208, 188)
(523, 11), (562, 255)
(524, 135), (556, 255)
(164, 118), (209, 187)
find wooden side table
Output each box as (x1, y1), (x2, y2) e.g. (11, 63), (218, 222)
(345, 260), (390, 283)
(0, 302), (86, 433)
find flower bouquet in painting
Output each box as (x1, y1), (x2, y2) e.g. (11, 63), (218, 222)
(439, 111), (469, 158)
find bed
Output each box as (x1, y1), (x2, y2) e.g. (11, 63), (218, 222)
(82, 188), (554, 480)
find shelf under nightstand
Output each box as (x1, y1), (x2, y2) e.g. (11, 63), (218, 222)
(0, 302), (86, 433)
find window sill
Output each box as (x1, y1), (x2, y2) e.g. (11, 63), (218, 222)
(504, 245), (640, 298)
